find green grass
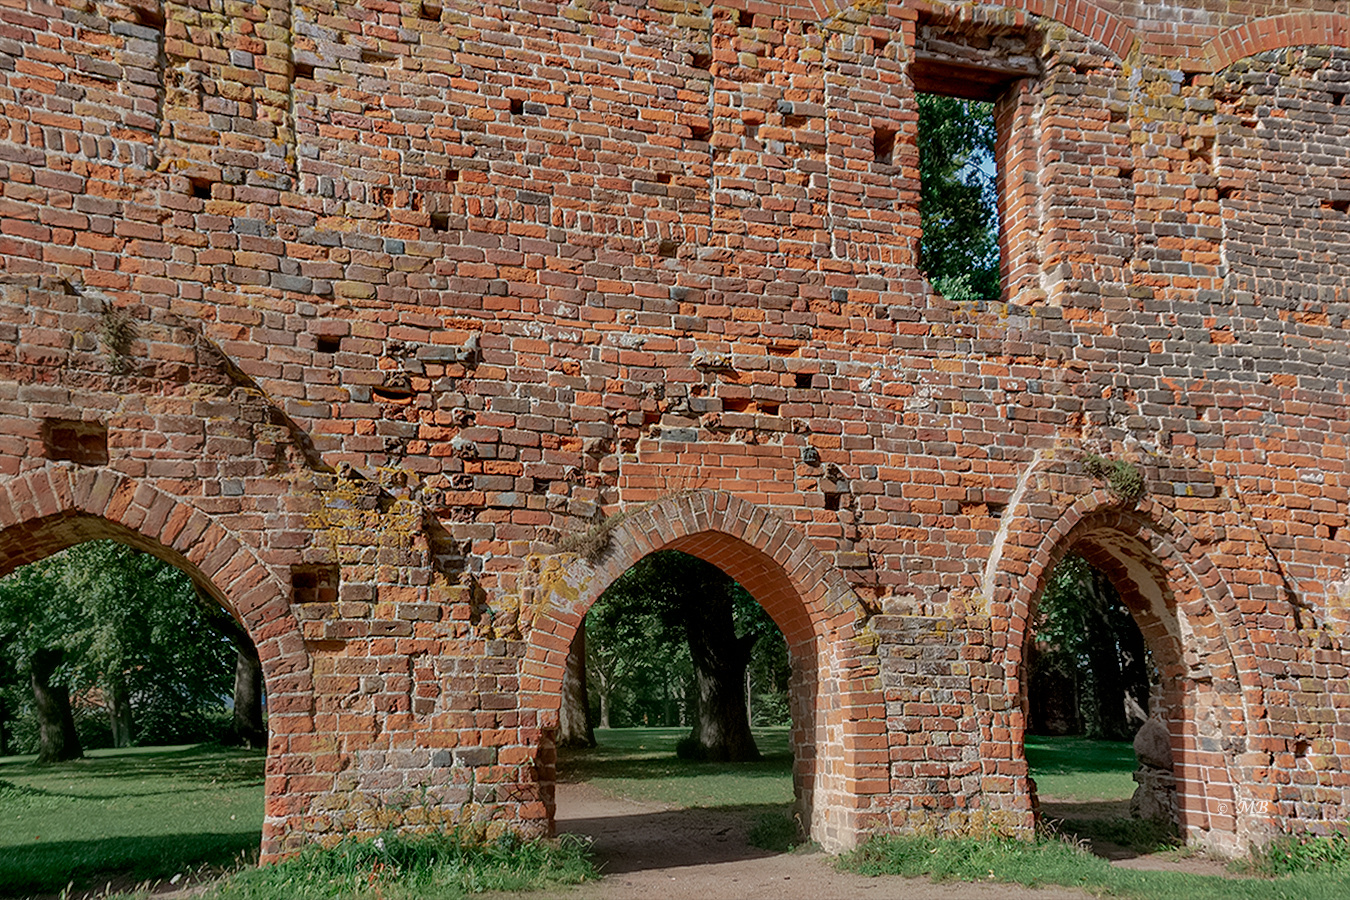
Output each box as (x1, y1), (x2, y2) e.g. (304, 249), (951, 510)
(197, 830), (595, 900)
(1024, 735), (1137, 801)
(559, 727), (794, 808)
(840, 833), (1350, 900)
(0, 743), (265, 896)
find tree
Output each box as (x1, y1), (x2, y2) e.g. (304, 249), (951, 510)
(557, 629), (595, 748)
(1030, 555), (1151, 740)
(592, 551), (781, 762)
(0, 541), (246, 757)
(0, 556), (90, 762)
(917, 92), (1000, 301)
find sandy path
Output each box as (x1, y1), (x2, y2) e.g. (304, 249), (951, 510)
(492, 782), (1097, 900)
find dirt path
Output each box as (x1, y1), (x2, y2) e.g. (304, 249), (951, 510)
(494, 783), (1097, 900)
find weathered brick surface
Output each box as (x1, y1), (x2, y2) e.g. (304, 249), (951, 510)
(3, 0), (1350, 859)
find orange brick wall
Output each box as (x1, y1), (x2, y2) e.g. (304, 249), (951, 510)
(3, 0), (1350, 858)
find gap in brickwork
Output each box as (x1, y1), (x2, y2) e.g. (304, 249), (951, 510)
(291, 564), (340, 604)
(690, 49), (712, 70)
(872, 127), (895, 165)
(555, 550), (800, 855)
(40, 419), (109, 467)
(1027, 552), (1182, 851)
(315, 336), (341, 354)
(916, 92), (1000, 301)
(419, 2), (442, 20)
(130, 2), (165, 32)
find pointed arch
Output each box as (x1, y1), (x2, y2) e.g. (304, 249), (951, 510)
(520, 490), (883, 851)
(0, 464), (315, 860)
(987, 486), (1260, 854)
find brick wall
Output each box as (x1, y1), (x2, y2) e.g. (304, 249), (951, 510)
(3, 0), (1350, 859)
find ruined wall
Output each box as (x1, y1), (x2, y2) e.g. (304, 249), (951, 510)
(3, 0), (1350, 858)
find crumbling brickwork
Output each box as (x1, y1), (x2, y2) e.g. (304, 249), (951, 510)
(3, 0), (1350, 859)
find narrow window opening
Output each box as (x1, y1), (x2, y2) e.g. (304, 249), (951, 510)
(917, 92), (1000, 301)
(872, 126), (895, 165)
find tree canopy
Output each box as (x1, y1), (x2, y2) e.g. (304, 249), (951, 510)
(1029, 555), (1152, 741)
(917, 92), (1000, 301)
(581, 551), (790, 757)
(0, 541), (247, 759)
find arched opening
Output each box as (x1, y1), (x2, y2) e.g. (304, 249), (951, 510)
(0, 531), (268, 895)
(553, 550), (799, 867)
(1013, 509), (1246, 856)
(524, 492), (880, 856)
(1024, 552), (1170, 855)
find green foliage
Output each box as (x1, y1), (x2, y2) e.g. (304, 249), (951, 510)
(0, 743), (264, 895)
(584, 551), (789, 730)
(200, 830), (595, 900)
(0, 541), (239, 752)
(841, 832), (1350, 900)
(1084, 452), (1147, 502)
(918, 92), (1000, 301)
(1032, 555), (1151, 741)
(1248, 833), (1350, 877)
(747, 810), (800, 853)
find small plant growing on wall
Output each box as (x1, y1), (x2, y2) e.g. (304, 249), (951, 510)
(98, 301), (137, 374)
(1083, 452), (1146, 503)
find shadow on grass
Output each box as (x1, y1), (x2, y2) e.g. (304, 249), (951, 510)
(0, 831), (260, 897)
(1024, 736), (1136, 775)
(0, 745), (264, 801)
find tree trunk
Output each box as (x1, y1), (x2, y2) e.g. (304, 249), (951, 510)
(0, 695), (10, 756)
(598, 673), (611, 729)
(231, 647), (267, 749)
(558, 629), (595, 748)
(31, 648), (83, 763)
(682, 571), (760, 762)
(107, 673), (134, 748)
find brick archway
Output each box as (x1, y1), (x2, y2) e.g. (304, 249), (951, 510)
(1203, 13), (1350, 71)
(0, 465), (314, 860)
(990, 492), (1258, 854)
(521, 490), (883, 852)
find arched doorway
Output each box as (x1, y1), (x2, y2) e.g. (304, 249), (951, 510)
(1006, 504), (1252, 855)
(0, 467), (314, 862)
(522, 491), (881, 852)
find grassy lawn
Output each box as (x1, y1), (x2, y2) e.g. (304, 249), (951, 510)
(1024, 735), (1137, 801)
(0, 743), (265, 896)
(559, 727), (794, 808)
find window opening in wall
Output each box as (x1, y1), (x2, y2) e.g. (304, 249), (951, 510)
(1026, 554), (1175, 851)
(0, 540), (266, 893)
(555, 550), (799, 857)
(917, 92), (1000, 301)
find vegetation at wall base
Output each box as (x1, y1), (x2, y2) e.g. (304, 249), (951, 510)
(193, 830), (595, 900)
(840, 833), (1350, 900)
